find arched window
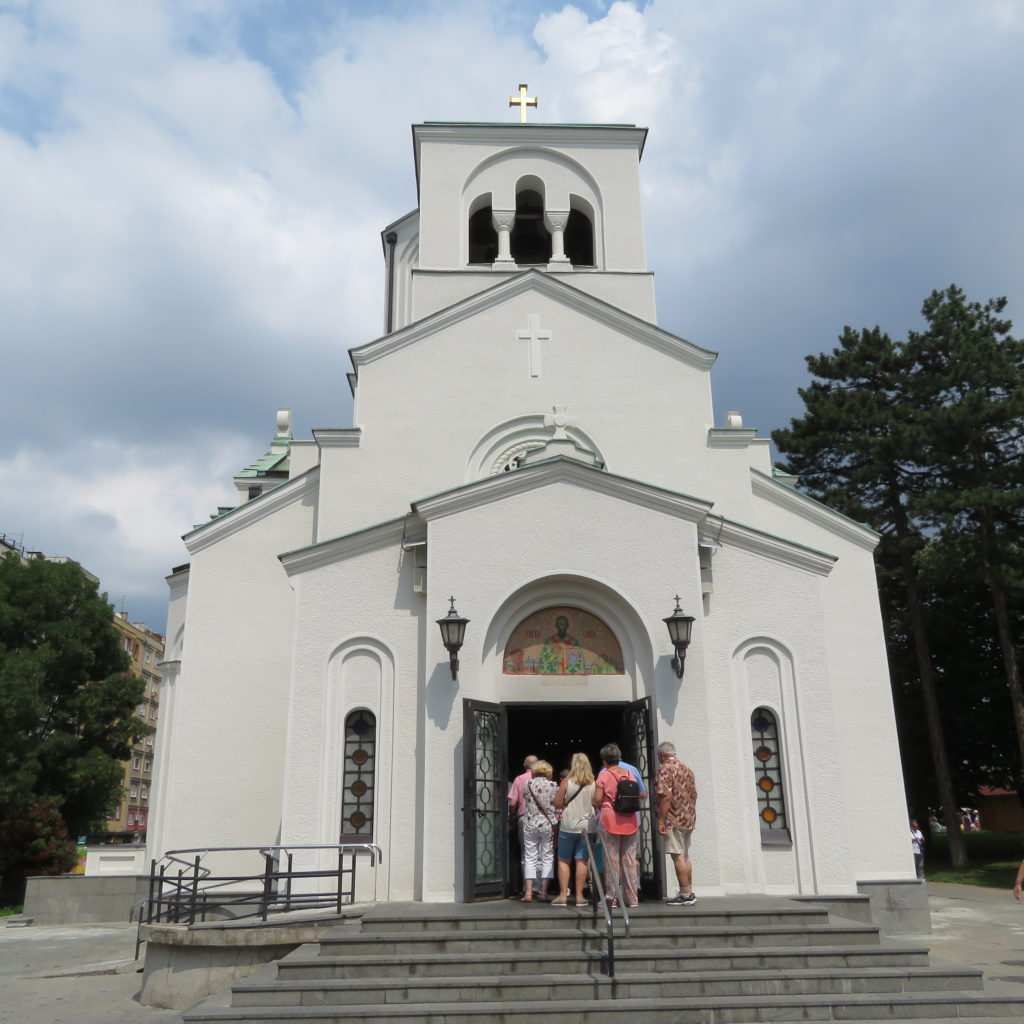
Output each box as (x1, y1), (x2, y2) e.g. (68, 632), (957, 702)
(751, 707), (791, 845)
(510, 188), (551, 264)
(564, 209), (594, 266)
(468, 204), (497, 264)
(340, 709), (376, 841)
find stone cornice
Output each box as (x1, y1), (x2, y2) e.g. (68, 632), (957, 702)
(279, 517), (406, 577)
(750, 469), (879, 552)
(412, 124), (648, 193)
(183, 468), (320, 555)
(707, 427), (760, 449)
(710, 516), (837, 577)
(313, 428), (362, 449)
(412, 457), (714, 523)
(349, 270), (716, 375)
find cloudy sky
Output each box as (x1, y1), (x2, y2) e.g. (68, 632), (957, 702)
(1, 0), (1021, 632)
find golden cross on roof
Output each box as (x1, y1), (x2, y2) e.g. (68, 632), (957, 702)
(509, 83), (537, 123)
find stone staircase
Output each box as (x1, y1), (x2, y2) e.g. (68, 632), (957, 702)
(183, 897), (1024, 1023)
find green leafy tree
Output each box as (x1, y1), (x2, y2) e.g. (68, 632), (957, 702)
(772, 325), (970, 867)
(0, 552), (149, 902)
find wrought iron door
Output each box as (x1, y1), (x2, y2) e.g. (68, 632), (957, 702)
(622, 696), (663, 897)
(462, 699), (508, 900)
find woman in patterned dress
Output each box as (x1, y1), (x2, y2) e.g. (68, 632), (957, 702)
(521, 760), (558, 902)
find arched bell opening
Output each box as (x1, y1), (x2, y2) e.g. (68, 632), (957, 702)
(510, 183), (551, 265)
(467, 193), (498, 265)
(565, 195), (595, 266)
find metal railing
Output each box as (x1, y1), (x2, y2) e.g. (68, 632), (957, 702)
(581, 829), (630, 978)
(134, 843), (382, 956)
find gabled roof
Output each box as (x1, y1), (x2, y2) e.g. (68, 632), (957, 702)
(347, 269), (717, 379)
(278, 457), (836, 579)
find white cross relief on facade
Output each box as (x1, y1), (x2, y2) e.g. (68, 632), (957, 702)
(516, 314), (551, 377)
(544, 405), (575, 439)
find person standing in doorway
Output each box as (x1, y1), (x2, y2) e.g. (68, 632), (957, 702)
(521, 760), (558, 902)
(508, 754), (538, 895)
(553, 752), (596, 906)
(592, 743), (640, 908)
(655, 741), (697, 906)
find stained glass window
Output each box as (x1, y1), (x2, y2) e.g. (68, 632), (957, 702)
(340, 709), (375, 841)
(751, 707), (790, 843)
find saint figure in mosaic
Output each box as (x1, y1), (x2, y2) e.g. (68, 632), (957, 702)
(538, 615), (584, 674)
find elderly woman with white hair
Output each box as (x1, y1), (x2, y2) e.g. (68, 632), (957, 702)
(520, 759), (558, 902)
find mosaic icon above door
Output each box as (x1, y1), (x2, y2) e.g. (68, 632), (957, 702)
(503, 606), (623, 675)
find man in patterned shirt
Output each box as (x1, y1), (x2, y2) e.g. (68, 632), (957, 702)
(655, 741), (697, 906)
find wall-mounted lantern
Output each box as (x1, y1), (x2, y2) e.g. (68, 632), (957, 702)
(436, 596), (469, 681)
(663, 596), (695, 679)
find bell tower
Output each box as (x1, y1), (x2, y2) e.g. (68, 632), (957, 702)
(382, 116), (655, 332)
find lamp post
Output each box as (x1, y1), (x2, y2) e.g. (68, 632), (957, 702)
(436, 596), (469, 681)
(663, 596), (695, 679)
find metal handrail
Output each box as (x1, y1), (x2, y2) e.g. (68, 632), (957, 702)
(581, 828), (617, 978)
(133, 843), (383, 958)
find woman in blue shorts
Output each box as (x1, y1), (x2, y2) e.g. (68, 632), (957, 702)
(552, 752), (596, 906)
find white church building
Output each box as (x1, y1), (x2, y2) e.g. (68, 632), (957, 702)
(148, 109), (918, 909)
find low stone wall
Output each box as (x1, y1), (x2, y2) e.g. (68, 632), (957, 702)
(856, 878), (932, 934)
(23, 874), (149, 924)
(140, 912), (363, 1010)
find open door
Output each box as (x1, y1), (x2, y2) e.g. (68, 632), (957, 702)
(622, 696), (663, 897)
(462, 698), (508, 901)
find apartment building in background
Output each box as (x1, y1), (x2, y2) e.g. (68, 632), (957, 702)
(105, 614), (164, 835)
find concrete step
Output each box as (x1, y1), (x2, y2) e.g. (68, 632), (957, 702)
(317, 921), (883, 956)
(230, 964), (985, 1007)
(356, 901), (832, 933)
(278, 941), (933, 981)
(182, 989), (1024, 1022)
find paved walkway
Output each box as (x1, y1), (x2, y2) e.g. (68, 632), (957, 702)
(4, 883), (1024, 1023)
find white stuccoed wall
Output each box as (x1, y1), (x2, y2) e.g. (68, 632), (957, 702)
(151, 473), (318, 867)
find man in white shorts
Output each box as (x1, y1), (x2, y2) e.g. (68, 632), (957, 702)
(655, 741), (697, 906)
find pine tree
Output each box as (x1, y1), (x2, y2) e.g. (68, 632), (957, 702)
(905, 286), (1024, 800)
(773, 326), (970, 867)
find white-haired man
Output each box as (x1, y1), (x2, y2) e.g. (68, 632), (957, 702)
(655, 741), (697, 906)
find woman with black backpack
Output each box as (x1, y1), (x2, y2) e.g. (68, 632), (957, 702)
(591, 742), (641, 909)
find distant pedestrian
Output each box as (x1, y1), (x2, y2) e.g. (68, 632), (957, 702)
(1014, 861), (1024, 902)
(655, 741), (698, 906)
(910, 820), (925, 879)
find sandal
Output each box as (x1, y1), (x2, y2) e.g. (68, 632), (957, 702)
(551, 896), (569, 906)
(520, 894), (533, 902)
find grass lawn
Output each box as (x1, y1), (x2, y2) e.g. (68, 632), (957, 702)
(925, 830), (1024, 888)
(0, 905), (23, 917)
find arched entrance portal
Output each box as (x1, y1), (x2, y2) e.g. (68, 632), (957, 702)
(462, 697), (657, 902)
(463, 578), (659, 902)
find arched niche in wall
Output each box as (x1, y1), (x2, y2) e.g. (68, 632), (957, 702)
(482, 574), (654, 703)
(322, 637), (395, 851)
(502, 605), (624, 675)
(464, 414), (606, 482)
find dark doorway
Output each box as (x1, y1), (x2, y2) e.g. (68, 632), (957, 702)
(502, 700), (662, 899)
(506, 703), (622, 779)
